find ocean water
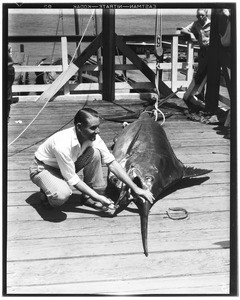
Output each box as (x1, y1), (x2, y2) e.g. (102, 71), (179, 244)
(8, 11), (196, 65)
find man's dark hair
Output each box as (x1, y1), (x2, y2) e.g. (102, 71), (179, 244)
(74, 107), (99, 125)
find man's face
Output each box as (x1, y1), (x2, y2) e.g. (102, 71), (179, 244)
(196, 10), (207, 25)
(77, 115), (100, 142)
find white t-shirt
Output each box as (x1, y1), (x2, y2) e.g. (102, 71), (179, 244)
(35, 126), (115, 186)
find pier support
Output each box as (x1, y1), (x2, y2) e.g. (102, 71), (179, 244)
(102, 9), (115, 101)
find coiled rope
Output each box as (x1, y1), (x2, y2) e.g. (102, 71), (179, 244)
(8, 11), (95, 148)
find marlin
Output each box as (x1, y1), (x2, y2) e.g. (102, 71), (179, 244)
(106, 112), (212, 256)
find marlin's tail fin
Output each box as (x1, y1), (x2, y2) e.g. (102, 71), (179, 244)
(183, 166), (212, 178)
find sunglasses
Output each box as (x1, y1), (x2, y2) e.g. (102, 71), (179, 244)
(197, 14), (206, 17)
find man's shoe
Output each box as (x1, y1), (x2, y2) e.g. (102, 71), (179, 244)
(40, 189), (53, 210)
(80, 195), (109, 212)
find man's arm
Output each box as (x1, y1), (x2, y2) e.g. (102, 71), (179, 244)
(108, 160), (154, 204)
(180, 27), (198, 42)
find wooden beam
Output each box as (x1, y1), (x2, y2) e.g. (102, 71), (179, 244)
(205, 9), (221, 113)
(61, 37), (70, 95)
(95, 10), (103, 84)
(35, 33), (102, 102)
(74, 8), (82, 83)
(171, 36), (179, 92)
(102, 9), (115, 101)
(116, 35), (174, 97)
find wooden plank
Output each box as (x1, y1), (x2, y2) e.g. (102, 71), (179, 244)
(8, 141), (229, 157)
(14, 65), (62, 73)
(7, 168), (230, 185)
(8, 149), (230, 165)
(7, 138), (229, 152)
(6, 187), (230, 210)
(12, 93), (155, 103)
(13, 62), (192, 73)
(7, 210), (229, 240)
(61, 36), (70, 95)
(171, 36), (179, 91)
(8, 126), (231, 140)
(7, 272), (229, 294)
(7, 224), (229, 260)
(7, 194), (230, 221)
(6, 248), (229, 287)
(186, 40), (194, 82)
(8, 171), (229, 192)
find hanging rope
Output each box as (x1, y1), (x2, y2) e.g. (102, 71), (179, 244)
(153, 8), (165, 125)
(70, 9), (96, 64)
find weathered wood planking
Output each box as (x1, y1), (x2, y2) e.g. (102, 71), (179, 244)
(7, 249), (229, 293)
(7, 273), (229, 295)
(6, 98), (231, 295)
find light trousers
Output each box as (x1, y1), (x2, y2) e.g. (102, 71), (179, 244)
(29, 147), (105, 207)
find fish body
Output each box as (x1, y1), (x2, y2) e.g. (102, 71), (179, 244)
(106, 113), (211, 256)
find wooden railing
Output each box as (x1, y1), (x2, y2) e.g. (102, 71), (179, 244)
(10, 34), (196, 101)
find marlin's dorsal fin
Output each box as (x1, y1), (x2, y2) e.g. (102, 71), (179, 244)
(126, 124), (142, 155)
(183, 166), (212, 178)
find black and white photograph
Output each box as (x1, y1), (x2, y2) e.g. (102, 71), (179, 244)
(3, 1), (237, 296)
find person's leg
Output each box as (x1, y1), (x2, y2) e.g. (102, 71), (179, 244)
(75, 147), (108, 210)
(29, 159), (72, 207)
(83, 148), (105, 190)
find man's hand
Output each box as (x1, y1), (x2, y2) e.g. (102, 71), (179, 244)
(190, 33), (198, 42)
(133, 187), (155, 204)
(97, 195), (115, 210)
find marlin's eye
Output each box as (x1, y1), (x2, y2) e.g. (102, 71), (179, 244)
(145, 176), (154, 182)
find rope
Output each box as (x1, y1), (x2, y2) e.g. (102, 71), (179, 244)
(153, 8), (165, 125)
(166, 207), (189, 220)
(8, 100), (89, 155)
(70, 9), (96, 64)
(8, 99), (52, 147)
(8, 117), (74, 157)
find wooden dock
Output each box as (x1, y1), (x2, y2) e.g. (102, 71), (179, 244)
(6, 97), (232, 295)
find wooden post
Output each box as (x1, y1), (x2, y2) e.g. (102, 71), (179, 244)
(61, 36), (70, 95)
(205, 9), (221, 113)
(171, 35), (178, 91)
(186, 40), (194, 84)
(102, 9), (115, 101)
(95, 10), (103, 84)
(123, 55), (126, 77)
(74, 8), (82, 83)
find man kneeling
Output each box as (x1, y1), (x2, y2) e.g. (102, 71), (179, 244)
(29, 108), (154, 211)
